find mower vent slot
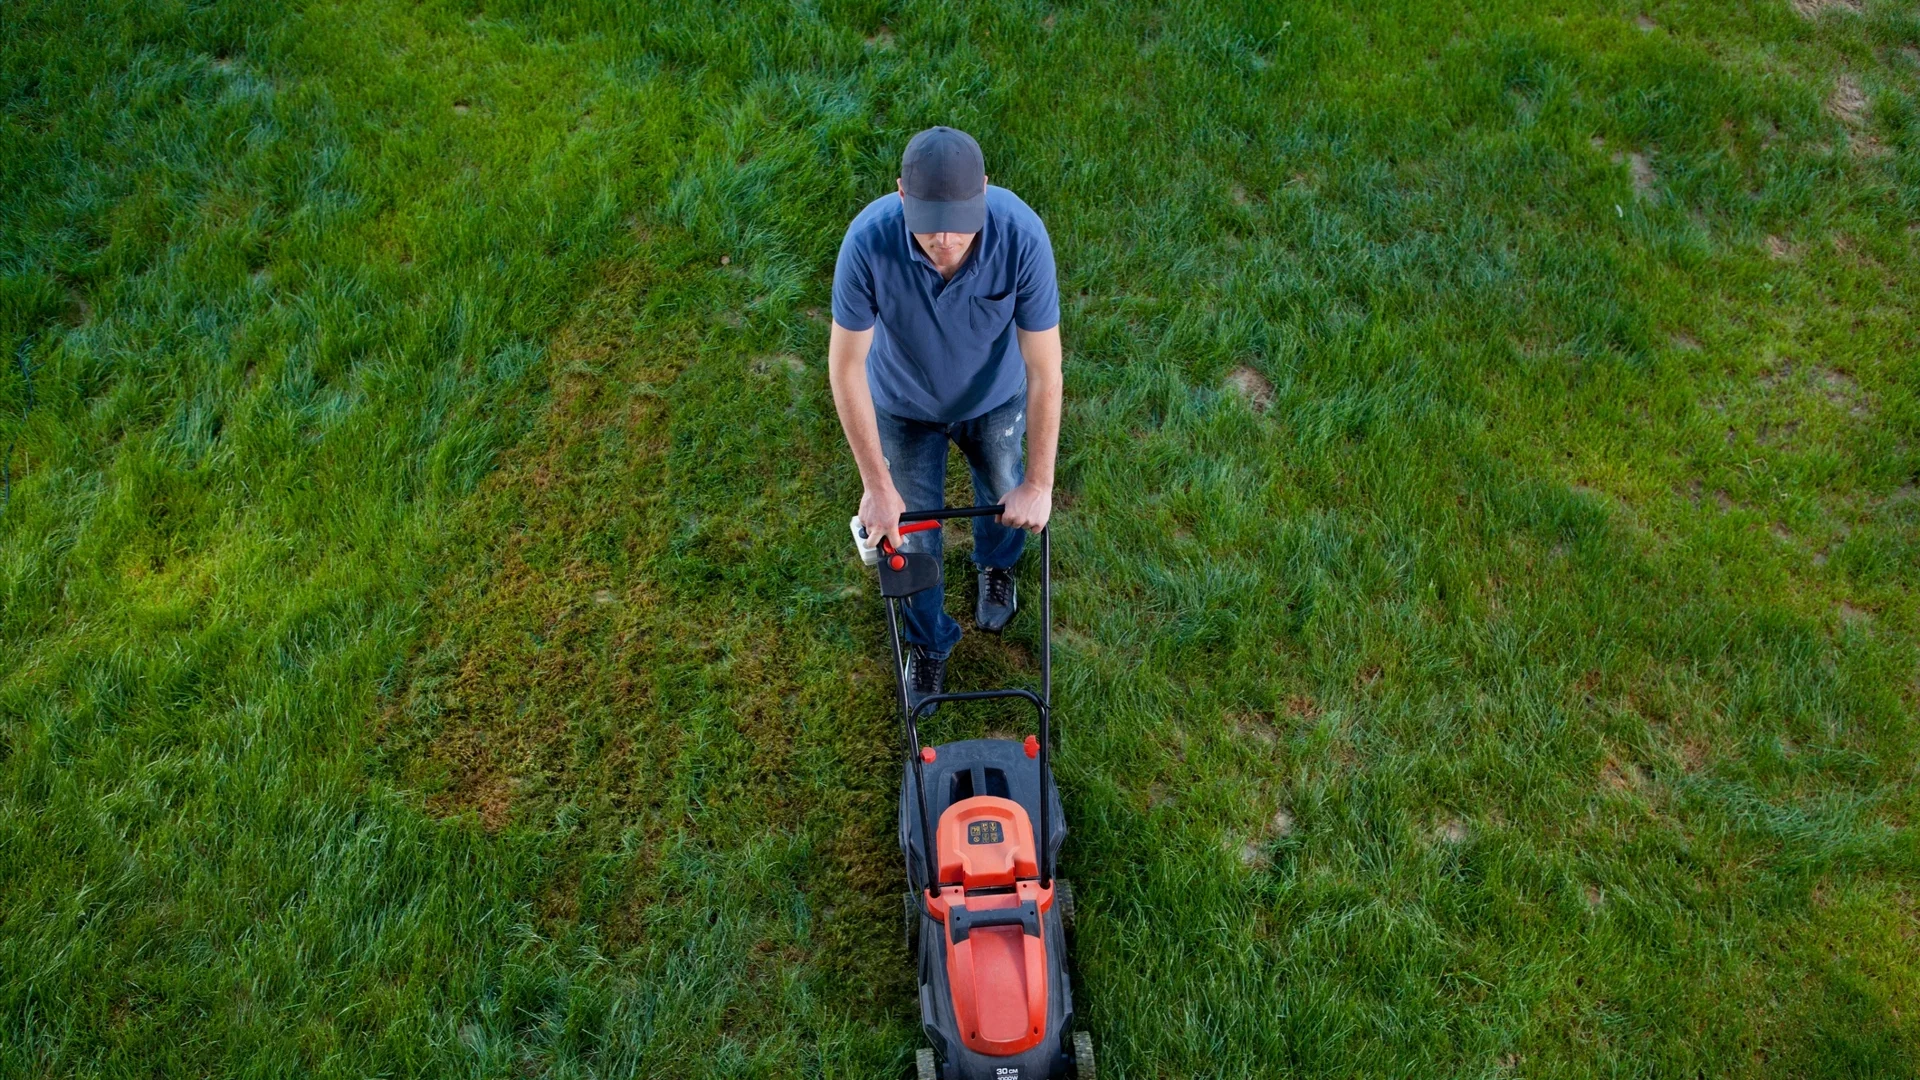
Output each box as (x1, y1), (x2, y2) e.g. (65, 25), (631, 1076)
(983, 768), (1010, 799)
(949, 771), (975, 803)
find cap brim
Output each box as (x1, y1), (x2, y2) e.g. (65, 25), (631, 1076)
(901, 190), (986, 234)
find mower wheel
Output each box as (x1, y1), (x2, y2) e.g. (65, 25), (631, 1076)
(1072, 1029), (1095, 1079)
(1055, 878), (1076, 931)
(916, 1047), (938, 1080)
(903, 891), (918, 953)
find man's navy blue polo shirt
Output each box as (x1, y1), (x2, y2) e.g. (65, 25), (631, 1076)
(831, 185), (1059, 424)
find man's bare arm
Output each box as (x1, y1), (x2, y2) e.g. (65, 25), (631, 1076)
(1001, 324), (1062, 532)
(826, 321), (907, 548)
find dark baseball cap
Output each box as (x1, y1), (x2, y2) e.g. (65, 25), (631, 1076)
(900, 126), (986, 234)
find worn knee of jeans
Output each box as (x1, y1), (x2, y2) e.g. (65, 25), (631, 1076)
(977, 412), (1026, 502)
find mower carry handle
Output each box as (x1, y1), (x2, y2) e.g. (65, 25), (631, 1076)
(946, 899), (1042, 943)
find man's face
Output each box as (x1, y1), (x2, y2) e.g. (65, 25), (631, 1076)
(898, 176), (984, 273)
(912, 230), (977, 265)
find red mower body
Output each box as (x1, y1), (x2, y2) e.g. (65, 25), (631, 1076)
(925, 797), (1056, 1056)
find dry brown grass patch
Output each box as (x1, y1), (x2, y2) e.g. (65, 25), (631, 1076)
(1827, 75), (1887, 157)
(1225, 365), (1274, 411)
(1792, 0), (1861, 18)
(1612, 150), (1657, 199)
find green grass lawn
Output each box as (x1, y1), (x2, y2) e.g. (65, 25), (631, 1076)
(4, 0), (1918, 1075)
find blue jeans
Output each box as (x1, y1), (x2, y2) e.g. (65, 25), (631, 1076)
(876, 391), (1027, 659)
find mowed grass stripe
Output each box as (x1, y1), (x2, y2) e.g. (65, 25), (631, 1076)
(3, 0), (1917, 1076)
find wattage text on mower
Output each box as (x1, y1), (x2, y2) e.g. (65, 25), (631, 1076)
(863, 505), (1094, 1080)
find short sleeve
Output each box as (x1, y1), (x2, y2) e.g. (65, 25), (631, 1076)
(1012, 217), (1059, 332)
(830, 224), (878, 331)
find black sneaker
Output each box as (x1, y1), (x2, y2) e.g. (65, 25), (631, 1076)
(907, 645), (947, 716)
(976, 567), (1017, 633)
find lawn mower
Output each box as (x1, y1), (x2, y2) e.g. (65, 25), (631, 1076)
(858, 504), (1094, 1080)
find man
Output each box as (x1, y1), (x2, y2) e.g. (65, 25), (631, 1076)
(828, 126), (1062, 713)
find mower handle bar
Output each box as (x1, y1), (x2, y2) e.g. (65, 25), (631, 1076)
(883, 505), (1053, 894)
(872, 504), (1004, 555)
(900, 503), (1005, 523)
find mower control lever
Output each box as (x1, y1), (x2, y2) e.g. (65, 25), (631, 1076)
(867, 500), (1015, 555)
(876, 518), (942, 556)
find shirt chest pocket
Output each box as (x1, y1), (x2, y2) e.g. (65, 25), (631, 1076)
(968, 291), (1015, 337)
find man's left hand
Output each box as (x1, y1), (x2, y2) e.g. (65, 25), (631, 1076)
(999, 480), (1052, 533)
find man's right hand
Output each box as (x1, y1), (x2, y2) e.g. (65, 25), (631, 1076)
(860, 484), (907, 552)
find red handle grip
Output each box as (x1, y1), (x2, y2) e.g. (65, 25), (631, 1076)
(878, 519), (942, 555)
